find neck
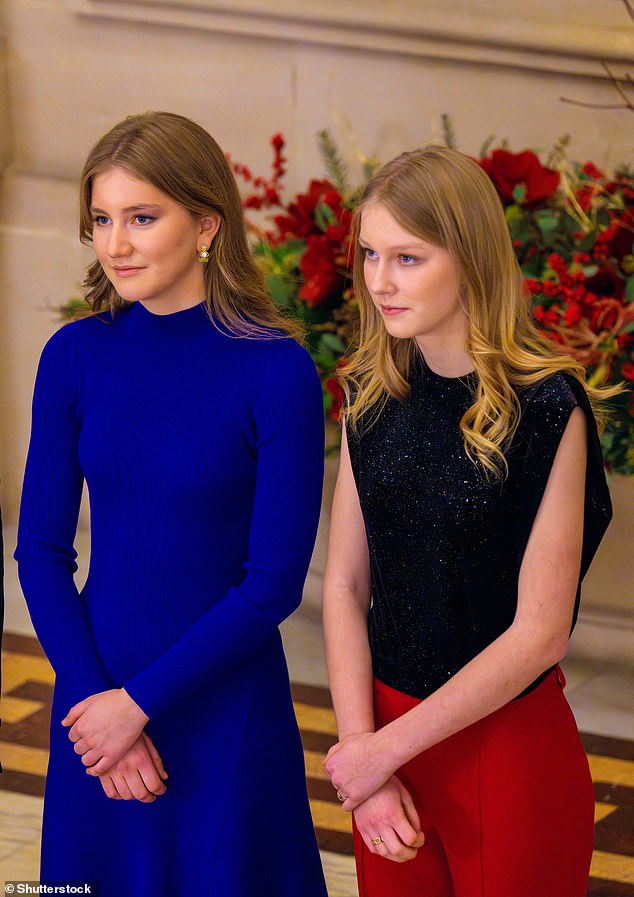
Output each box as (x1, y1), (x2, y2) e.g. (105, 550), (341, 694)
(414, 338), (474, 378)
(139, 296), (204, 316)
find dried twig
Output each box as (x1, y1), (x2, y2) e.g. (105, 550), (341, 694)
(560, 63), (633, 114)
(559, 0), (633, 113)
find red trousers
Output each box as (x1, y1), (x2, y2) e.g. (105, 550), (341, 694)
(353, 668), (594, 897)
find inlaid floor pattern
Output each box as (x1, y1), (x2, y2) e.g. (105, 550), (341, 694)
(1, 633), (633, 895)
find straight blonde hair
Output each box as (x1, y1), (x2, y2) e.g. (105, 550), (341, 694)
(344, 145), (615, 479)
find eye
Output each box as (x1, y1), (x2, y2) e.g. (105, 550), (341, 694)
(134, 215), (155, 225)
(362, 247), (378, 260)
(92, 215), (110, 227)
(398, 254), (419, 265)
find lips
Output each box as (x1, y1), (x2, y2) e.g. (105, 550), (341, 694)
(112, 266), (142, 277)
(379, 304), (408, 316)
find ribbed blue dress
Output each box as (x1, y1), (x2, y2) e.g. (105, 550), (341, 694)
(16, 300), (328, 897)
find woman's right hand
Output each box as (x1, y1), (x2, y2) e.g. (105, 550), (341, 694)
(353, 775), (425, 863)
(98, 732), (168, 802)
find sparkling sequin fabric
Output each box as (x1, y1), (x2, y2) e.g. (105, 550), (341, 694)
(347, 358), (612, 700)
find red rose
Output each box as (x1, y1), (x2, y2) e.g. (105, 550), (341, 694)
(479, 149), (560, 205)
(274, 179), (337, 240)
(299, 235), (342, 306)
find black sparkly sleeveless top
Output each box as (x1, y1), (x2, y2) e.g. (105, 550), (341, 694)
(347, 359), (612, 700)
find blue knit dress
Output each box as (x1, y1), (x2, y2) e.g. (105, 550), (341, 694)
(16, 300), (328, 897)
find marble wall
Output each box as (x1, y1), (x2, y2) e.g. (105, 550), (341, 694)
(0, 0), (632, 626)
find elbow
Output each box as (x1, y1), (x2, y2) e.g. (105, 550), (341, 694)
(538, 632), (570, 670)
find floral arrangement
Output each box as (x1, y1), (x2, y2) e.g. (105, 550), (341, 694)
(227, 131), (368, 429)
(231, 131), (634, 474)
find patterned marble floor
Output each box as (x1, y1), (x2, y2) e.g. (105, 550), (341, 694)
(1, 624), (633, 895)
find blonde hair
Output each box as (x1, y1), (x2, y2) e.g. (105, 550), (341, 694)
(344, 145), (615, 479)
(78, 111), (302, 342)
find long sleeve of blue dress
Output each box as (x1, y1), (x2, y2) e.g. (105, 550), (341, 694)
(16, 330), (112, 703)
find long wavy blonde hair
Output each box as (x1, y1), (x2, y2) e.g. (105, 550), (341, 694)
(344, 145), (614, 479)
(78, 111), (302, 342)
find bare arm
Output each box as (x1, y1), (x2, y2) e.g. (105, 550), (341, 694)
(325, 408), (587, 809)
(324, 426), (424, 861)
(323, 425), (374, 740)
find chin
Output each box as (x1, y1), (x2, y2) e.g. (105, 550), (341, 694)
(382, 321), (420, 341)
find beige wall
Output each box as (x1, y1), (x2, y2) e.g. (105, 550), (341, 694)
(1, 0), (632, 618)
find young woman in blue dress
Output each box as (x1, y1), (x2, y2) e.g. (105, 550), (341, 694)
(323, 145), (614, 897)
(16, 111), (327, 897)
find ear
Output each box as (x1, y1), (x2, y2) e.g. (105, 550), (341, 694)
(199, 213), (221, 246)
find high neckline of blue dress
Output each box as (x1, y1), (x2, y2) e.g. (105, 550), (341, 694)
(124, 299), (213, 337)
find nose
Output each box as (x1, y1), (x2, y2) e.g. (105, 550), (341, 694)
(365, 259), (395, 297)
(107, 223), (132, 259)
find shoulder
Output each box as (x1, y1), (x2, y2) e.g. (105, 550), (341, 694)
(511, 373), (597, 479)
(41, 314), (114, 355)
(35, 315), (120, 396)
(519, 372), (581, 416)
(516, 372), (587, 441)
(241, 336), (321, 388)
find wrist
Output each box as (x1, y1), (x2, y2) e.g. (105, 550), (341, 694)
(121, 688), (150, 726)
(373, 722), (410, 774)
(338, 725), (375, 740)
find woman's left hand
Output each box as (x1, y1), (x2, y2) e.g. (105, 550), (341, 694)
(324, 732), (394, 811)
(62, 688), (149, 776)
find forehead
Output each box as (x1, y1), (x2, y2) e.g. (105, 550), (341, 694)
(359, 202), (427, 247)
(90, 165), (169, 207)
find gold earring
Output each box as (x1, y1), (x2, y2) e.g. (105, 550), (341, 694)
(198, 244), (210, 264)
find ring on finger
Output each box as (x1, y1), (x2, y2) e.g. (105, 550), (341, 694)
(370, 836), (384, 846)
(336, 790), (348, 802)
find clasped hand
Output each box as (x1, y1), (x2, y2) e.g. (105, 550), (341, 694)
(62, 688), (149, 776)
(324, 734), (425, 864)
(324, 731), (393, 811)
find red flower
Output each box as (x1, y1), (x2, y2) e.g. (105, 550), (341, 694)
(479, 149), (560, 205)
(604, 209), (634, 261)
(582, 161), (605, 179)
(584, 265), (625, 300)
(621, 362), (634, 383)
(274, 179), (338, 240)
(299, 235), (342, 306)
(532, 304), (560, 327)
(325, 376), (345, 421)
(564, 302), (582, 326)
(590, 301), (619, 332)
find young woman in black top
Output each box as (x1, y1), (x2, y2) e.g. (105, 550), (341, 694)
(323, 145), (613, 897)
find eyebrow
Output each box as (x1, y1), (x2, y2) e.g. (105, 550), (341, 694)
(90, 204), (163, 214)
(359, 236), (426, 251)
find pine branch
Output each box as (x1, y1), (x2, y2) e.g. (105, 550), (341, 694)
(317, 129), (350, 195)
